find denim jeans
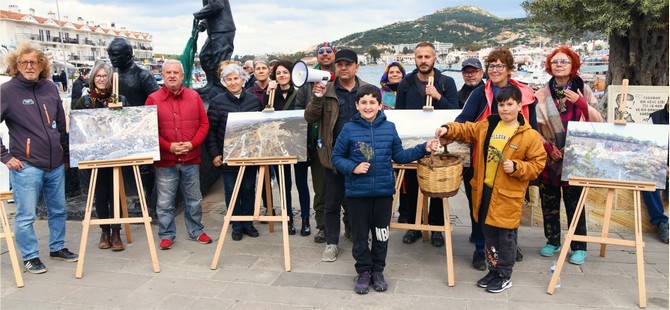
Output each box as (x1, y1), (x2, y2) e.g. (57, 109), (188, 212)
(222, 167), (257, 231)
(10, 162), (66, 261)
(155, 164), (205, 241)
(642, 189), (668, 225)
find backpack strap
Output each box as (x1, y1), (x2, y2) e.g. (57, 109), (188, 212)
(282, 89), (298, 111)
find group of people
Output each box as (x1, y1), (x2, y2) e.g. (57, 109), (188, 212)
(1, 38), (667, 296)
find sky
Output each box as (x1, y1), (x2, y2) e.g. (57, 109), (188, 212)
(9, 0), (528, 56)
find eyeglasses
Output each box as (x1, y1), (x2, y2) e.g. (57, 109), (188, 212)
(242, 66), (250, 69)
(487, 64), (506, 71)
(462, 70), (480, 76)
(18, 60), (41, 68)
(317, 48), (333, 55)
(94, 75), (109, 80)
(551, 59), (571, 66)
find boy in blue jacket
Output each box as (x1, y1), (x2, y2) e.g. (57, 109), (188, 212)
(332, 84), (439, 294)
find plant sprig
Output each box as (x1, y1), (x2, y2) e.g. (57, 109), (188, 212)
(487, 145), (505, 163)
(357, 141), (374, 162)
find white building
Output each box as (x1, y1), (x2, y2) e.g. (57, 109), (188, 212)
(0, 5), (153, 66)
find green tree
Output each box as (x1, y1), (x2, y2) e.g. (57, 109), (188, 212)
(522, 0), (668, 86)
(368, 46), (381, 64)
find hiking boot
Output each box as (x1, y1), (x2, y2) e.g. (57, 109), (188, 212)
(98, 229), (111, 249)
(50, 248), (78, 262)
(430, 232), (445, 247)
(402, 230), (422, 244)
(244, 225), (260, 238)
(658, 222), (669, 243)
(472, 249), (486, 270)
(196, 233), (213, 244)
(110, 229), (125, 251)
(569, 250), (587, 265)
(159, 239), (173, 250)
(371, 271), (388, 292)
(476, 270), (499, 288)
(314, 229), (326, 243)
(354, 271), (371, 294)
(300, 218), (311, 236)
(485, 275), (512, 293)
(322, 244), (338, 262)
(23, 257), (47, 274)
(231, 229), (243, 241)
(540, 243), (561, 257)
(516, 247), (524, 262)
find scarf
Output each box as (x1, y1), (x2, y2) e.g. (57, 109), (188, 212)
(549, 76), (584, 113)
(88, 87), (111, 108)
(380, 61), (405, 92)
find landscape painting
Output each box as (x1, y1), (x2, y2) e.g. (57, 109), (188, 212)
(561, 121), (668, 189)
(384, 109), (471, 167)
(223, 110), (307, 162)
(69, 106), (160, 167)
(606, 85), (668, 123)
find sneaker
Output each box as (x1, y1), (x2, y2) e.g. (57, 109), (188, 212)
(569, 250), (587, 265)
(540, 244), (561, 257)
(430, 232), (445, 247)
(371, 271), (388, 292)
(516, 247), (524, 262)
(23, 257), (47, 274)
(322, 244), (338, 262)
(485, 275), (512, 293)
(49, 248), (78, 262)
(231, 229), (243, 241)
(476, 270), (499, 288)
(354, 271), (372, 294)
(658, 222), (669, 243)
(244, 225), (260, 238)
(402, 230), (422, 244)
(313, 229), (326, 243)
(472, 249), (486, 270)
(197, 233), (212, 244)
(159, 239), (173, 250)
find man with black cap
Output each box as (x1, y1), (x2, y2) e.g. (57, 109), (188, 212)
(305, 48), (368, 262)
(458, 57), (485, 108)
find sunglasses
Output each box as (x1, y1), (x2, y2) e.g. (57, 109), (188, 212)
(318, 48), (333, 55)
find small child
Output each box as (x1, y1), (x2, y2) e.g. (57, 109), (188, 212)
(332, 84), (438, 294)
(435, 85), (546, 293)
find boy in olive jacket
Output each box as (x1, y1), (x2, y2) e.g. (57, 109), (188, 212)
(435, 85), (546, 293)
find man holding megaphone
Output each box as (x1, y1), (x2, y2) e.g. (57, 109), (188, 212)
(295, 42), (347, 245)
(304, 49), (369, 262)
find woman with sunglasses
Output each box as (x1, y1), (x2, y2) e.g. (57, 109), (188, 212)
(454, 47), (537, 271)
(534, 46), (602, 266)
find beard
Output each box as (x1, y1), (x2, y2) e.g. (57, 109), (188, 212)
(418, 64), (434, 74)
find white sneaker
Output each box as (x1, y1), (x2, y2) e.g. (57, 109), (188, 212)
(322, 244), (338, 262)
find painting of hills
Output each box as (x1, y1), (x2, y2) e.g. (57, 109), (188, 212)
(561, 122), (668, 189)
(384, 109), (471, 166)
(223, 110), (307, 162)
(69, 106), (160, 167)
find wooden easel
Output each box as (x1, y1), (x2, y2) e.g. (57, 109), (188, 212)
(547, 177), (654, 308)
(390, 162), (455, 286)
(422, 76), (435, 111)
(211, 156), (298, 271)
(0, 192), (24, 287)
(76, 157), (160, 278)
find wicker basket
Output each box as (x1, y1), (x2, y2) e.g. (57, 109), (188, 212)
(417, 152), (463, 198)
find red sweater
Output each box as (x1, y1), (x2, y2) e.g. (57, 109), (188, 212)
(145, 85), (209, 167)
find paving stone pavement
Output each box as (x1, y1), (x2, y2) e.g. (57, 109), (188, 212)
(1, 178), (668, 309)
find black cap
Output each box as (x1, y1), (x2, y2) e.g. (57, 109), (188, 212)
(335, 49), (358, 64)
(461, 58), (482, 71)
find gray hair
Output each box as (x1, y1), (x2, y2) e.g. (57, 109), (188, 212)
(253, 57), (270, 69)
(90, 61), (113, 91)
(162, 59), (183, 72)
(220, 63), (249, 82)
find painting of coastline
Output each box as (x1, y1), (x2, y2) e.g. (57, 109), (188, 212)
(606, 85), (668, 123)
(384, 109), (471, 167)
(561, 121), (668, 189)
(69, 106), (160, 167)
(223, 110), (307, 162)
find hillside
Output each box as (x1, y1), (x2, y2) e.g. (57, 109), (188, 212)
(333, 6), (558, 51)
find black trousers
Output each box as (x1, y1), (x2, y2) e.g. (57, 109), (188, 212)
(348, 196), (392, 274)
(398, 170), (444, 225)
(323, 169), (350, 245)
(480, 186), (517, 279)
(93, 168), (121, 231)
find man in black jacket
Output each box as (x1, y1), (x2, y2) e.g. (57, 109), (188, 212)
(395, 42), (458, 247)
(70, 68), (90, 109)
(457, 58), (485, 108)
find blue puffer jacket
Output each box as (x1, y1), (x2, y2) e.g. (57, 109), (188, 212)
(332, 111), (429, 198)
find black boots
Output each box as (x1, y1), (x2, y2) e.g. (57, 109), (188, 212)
(288, 217), (296, 235)
(301, 217), (311, 236)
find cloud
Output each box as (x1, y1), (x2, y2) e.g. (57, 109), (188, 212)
(8, 1), (526, 56)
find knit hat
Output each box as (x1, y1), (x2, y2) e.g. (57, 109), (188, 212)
(380, 61), (406, 91)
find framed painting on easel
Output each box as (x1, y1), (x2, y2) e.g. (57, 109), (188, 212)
(606, 85), (668, 123)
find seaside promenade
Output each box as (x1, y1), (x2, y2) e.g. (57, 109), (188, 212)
(1, 176), (668, 309)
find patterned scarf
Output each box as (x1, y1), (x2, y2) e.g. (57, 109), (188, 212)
(88, 87), (112, 108)
(549, 76), (584, 113)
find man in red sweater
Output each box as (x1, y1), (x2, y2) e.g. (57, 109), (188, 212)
(146, 60), (211, 250)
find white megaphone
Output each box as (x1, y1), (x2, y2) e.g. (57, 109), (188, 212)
(292, 60), (334, 88)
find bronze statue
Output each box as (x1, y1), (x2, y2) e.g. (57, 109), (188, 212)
(107, 37), (160, 106)
(194, 0), (236, 95)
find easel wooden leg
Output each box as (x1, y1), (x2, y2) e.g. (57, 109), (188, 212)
(417, 191), (429, 241)
(633, 190), (647, 308)
(277, 164), (291, 271)
(391, 169), (406, 221)
(0, 199), (24, 288)
(442, 198), (454, 287)
(76, 168), (99, 279)
(599, 188), (616, 257)
(117, 175), (132, 243)
(133, 166), (160, 273)
(211, 167), (245, 270)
